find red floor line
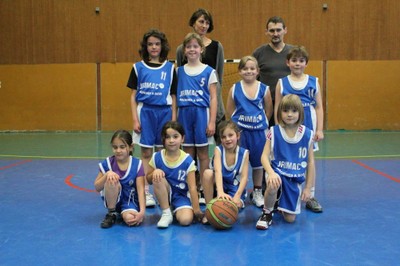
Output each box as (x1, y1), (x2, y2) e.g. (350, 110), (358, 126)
(352, 160), (400, 183)
(0, 160), (32, 170)
(65, 174), (98, 193)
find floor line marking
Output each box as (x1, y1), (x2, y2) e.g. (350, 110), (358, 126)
(352, 160), (400, 183)
(65, 174), (98, 193)
(0, 160), (32, 170)
(1, 154), (399, 160)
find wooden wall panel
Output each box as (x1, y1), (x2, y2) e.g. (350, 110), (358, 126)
(1, 0), (400, 64)
(100, 63), (133, 131)
(327, 61), (400, 130)
(0, 64), (97, 131)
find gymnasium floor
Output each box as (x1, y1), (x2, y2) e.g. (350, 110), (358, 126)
(0, 131), (399, 266)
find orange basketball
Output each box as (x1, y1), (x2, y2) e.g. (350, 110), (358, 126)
(205, 198), (239, 230)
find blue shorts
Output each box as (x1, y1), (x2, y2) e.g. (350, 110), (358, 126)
(170, 190), (192, 212)
(267, 173), (302, 214)
(133, 103), (172, 148)
(178, 106), (210, 147)
(225, 184), (247, 208)
(240, 129), (267, 169)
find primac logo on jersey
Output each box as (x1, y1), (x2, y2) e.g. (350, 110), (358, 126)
(238, 114), (263, 123)
(179, 89), (198, 96)
(139, 82), (164, 90)
(277, 161), (307, 170)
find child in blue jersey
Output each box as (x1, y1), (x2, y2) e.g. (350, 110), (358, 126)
(147, 121), (203, 228)
(226, 55), (273, 208)
(256, 94), (315, 230)
(94, 130), (146, 228)
(176, 32), (218, 201)
(275, 46), (324, 213)
(202, 120), (249, 224)
(127, 29), (177, 208)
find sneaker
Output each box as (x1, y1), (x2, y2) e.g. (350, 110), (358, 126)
(100, 212), (117, 229)
(145, 192), (156, 207)
(256, 210), (273, 230)
(157, 212), (173, 228)
(306, 197), (323, 213)
(251, 188), (264, 208)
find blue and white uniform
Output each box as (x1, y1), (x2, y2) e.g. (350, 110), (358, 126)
(177, 64), (217, 146)
(131, 60), (175, 148)
(212, 145), (249, 205)
(98, 155), (144, 213)
(149, 149), (197, 212)
(268, 125), (313, 214)
(279, 75), (319, 150)
(230, 81), (269, 168)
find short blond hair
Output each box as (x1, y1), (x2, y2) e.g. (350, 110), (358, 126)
(182, 32), (205, 58)
(276, 94), (304, 127)
(238, 55), (259, 70)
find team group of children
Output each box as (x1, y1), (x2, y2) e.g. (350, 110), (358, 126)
(94, 26), (324, 230)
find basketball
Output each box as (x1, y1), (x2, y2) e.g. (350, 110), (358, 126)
(205, 198), (239, 230)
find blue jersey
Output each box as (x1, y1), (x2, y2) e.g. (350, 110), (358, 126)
(177, 65), (215, 107)
(214, 145), (248, 200)
(151, 150), (196, 200)
(231, 81), (269, 130)
(98, 155), (144, 212)
(133, 60), (174, 105)
(280, 75), (318, 131)
(269, 125), (313, 183)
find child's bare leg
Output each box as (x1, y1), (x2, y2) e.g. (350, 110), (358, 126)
(152, 178), (170, 210)
(104, 181), (121, 210)
(202, 169), (214, 204)
(141, 146), (156, 207)
(197, 146), (210, 185)
(252, 168), (263, 188)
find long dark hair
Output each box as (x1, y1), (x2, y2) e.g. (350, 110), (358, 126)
(139, 29), (170, 63)
(110, 130), (133, 155)
(161, 121), (185, 147)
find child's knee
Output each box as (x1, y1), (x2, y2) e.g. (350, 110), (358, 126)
(202, 169), (213, 181)
(176, 209), (193, 226)
(283, 213), (296, 223)
(266, 186), (278, 195)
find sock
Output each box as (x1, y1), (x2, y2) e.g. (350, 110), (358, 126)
(162, 208), (172, 216)
(254, 186), (262, 191)
(108, 208), (116, 214)
(263, 207), (273, 214)
(310, 187), (315, 198)
(145, 184), (149, 194)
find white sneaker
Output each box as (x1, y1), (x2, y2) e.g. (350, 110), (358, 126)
(145, 192), (156, 207)
(251, 188), (264, 208)
(157, 211), (173, 228)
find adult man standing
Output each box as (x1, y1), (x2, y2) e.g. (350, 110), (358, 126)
(252, 16), (323, 213)
(253, 16), (292, 127)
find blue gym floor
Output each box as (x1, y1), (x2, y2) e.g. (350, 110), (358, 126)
(1, 131), (399, 265)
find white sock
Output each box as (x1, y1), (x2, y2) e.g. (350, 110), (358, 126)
(310, 187), (315, 198)
(263, 207), (273, 214)
(162, 208), (172, 216)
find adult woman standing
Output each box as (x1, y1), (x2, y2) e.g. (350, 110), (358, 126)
(176, 8), (225, 143)
(176, 8), (225, 204)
